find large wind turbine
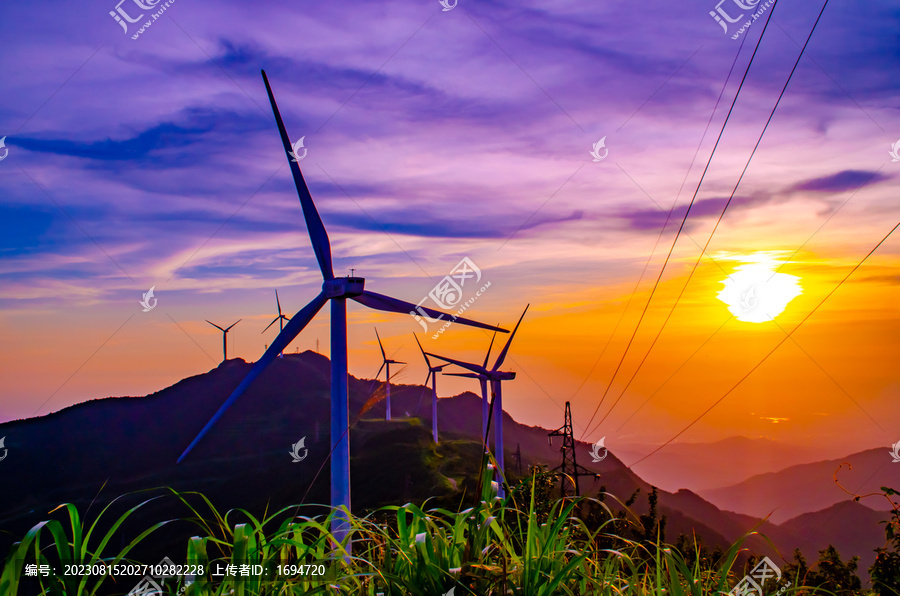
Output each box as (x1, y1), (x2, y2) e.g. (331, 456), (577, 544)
(178, 70), (507, 546)
(262, 289), (291, 357)
(206, 319), (241, 362)
(413, 334), (448, 443)
(427, 305), (528, 498)
(373, 328), (404, 421)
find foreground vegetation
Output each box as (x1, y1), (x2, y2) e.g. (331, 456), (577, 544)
(2, 466), (898, 595)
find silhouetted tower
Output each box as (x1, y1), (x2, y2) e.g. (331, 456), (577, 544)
(548, 401), (599, 498)
(513, 443), (522, 475)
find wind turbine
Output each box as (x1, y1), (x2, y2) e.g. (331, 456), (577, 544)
(262, 290), (291, 357)
(373, 328), (404, 421)
(206, 319), (241, 362)
(441, 329), (497, 440)
(413, 334), (448, 443)
(178, 70), (507, 548)
(427, 305), (528, 498)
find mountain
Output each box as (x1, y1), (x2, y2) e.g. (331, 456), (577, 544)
(0, 351), (891, 580)
(700, 448), (897, 523)
(779, 500), (891, 575)
(615, 437), (824, 492)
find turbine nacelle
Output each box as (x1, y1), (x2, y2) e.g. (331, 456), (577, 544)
(324, 276), (365, 299)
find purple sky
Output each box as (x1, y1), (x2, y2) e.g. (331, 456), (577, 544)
(1, 0), (898, 456)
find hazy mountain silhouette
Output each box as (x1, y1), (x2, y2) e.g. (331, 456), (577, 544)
(700, 447), (896, 523)
(616, 436), (824, 492)
(0, 351), (890, 576)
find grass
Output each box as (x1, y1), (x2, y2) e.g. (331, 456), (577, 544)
(1, 469), (809, 596)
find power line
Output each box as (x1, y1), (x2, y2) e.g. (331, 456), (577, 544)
(579, 10), (774, 438)
(587, 0), (832, 437)
(629, 220), (899, 468)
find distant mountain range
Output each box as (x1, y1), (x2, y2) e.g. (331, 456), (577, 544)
(0, 351), (892, 578)
(615, 436), (825, 492)
(700, 447), (898, 523)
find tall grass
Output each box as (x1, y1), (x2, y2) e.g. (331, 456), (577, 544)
(1, 474), (797, 596)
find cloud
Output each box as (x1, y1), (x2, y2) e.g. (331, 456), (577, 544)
(791, 170), (889, 194)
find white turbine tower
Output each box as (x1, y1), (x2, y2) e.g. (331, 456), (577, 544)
(262, 289), (291, 357)
(441, 329), (497, 440)
(178, 70), (507, 549)
(413, 334), (449, 443)
(427, 305), (528, 498)
(373, 327), (404, 421)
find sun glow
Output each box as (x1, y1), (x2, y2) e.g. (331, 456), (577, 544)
(717, 253), (802, 323)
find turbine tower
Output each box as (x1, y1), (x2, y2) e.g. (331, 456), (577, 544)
(373, 327), (404, 421)
(178, 70), (507, 549)
(427, 305), (528, 498)
(262, 289), (291, 357)
(413, 334), (448, 443)
(441, 329), (497, 439)
(206, 319), (241, 362)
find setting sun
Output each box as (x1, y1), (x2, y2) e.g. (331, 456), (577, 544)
(716, 254), (803, 323)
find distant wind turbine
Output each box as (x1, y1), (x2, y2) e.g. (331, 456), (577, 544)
(262, 289), (291, 357)
(413, 334), (448, 443)
(178, 70), (508, 548)
(427, 305), (528, 498)
(373, 327), (404, 421)
(206, 319), (241, 362)
(441, 329), (497, 439)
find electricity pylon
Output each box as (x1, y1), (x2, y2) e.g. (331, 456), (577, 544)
(548, 401), (599, 498)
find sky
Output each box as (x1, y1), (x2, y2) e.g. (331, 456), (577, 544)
(1, 0), (898, 466)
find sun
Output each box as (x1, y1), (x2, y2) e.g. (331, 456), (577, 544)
(717, 254), (802, 323)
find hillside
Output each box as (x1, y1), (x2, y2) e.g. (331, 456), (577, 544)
(0, 351), (891, 577)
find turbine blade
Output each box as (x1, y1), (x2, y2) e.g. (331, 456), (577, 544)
(413, 333), (431, 368)
(262, 317), (279, 333)
(178, 292), (328, 463)
(483, 328), (498, 369)
(375, 327), (387, 360)
(206, 320), (225, 332)
(261, 70), (334, 281)
(493, 304), (529, 370)
(353, 291), (508, 333)
(275, 289), (283, 317)
(225, 319), (242, 332)
(373, 361), (385, 382)
(425, 352), (489, 376)
(444, 372), (480, 378)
